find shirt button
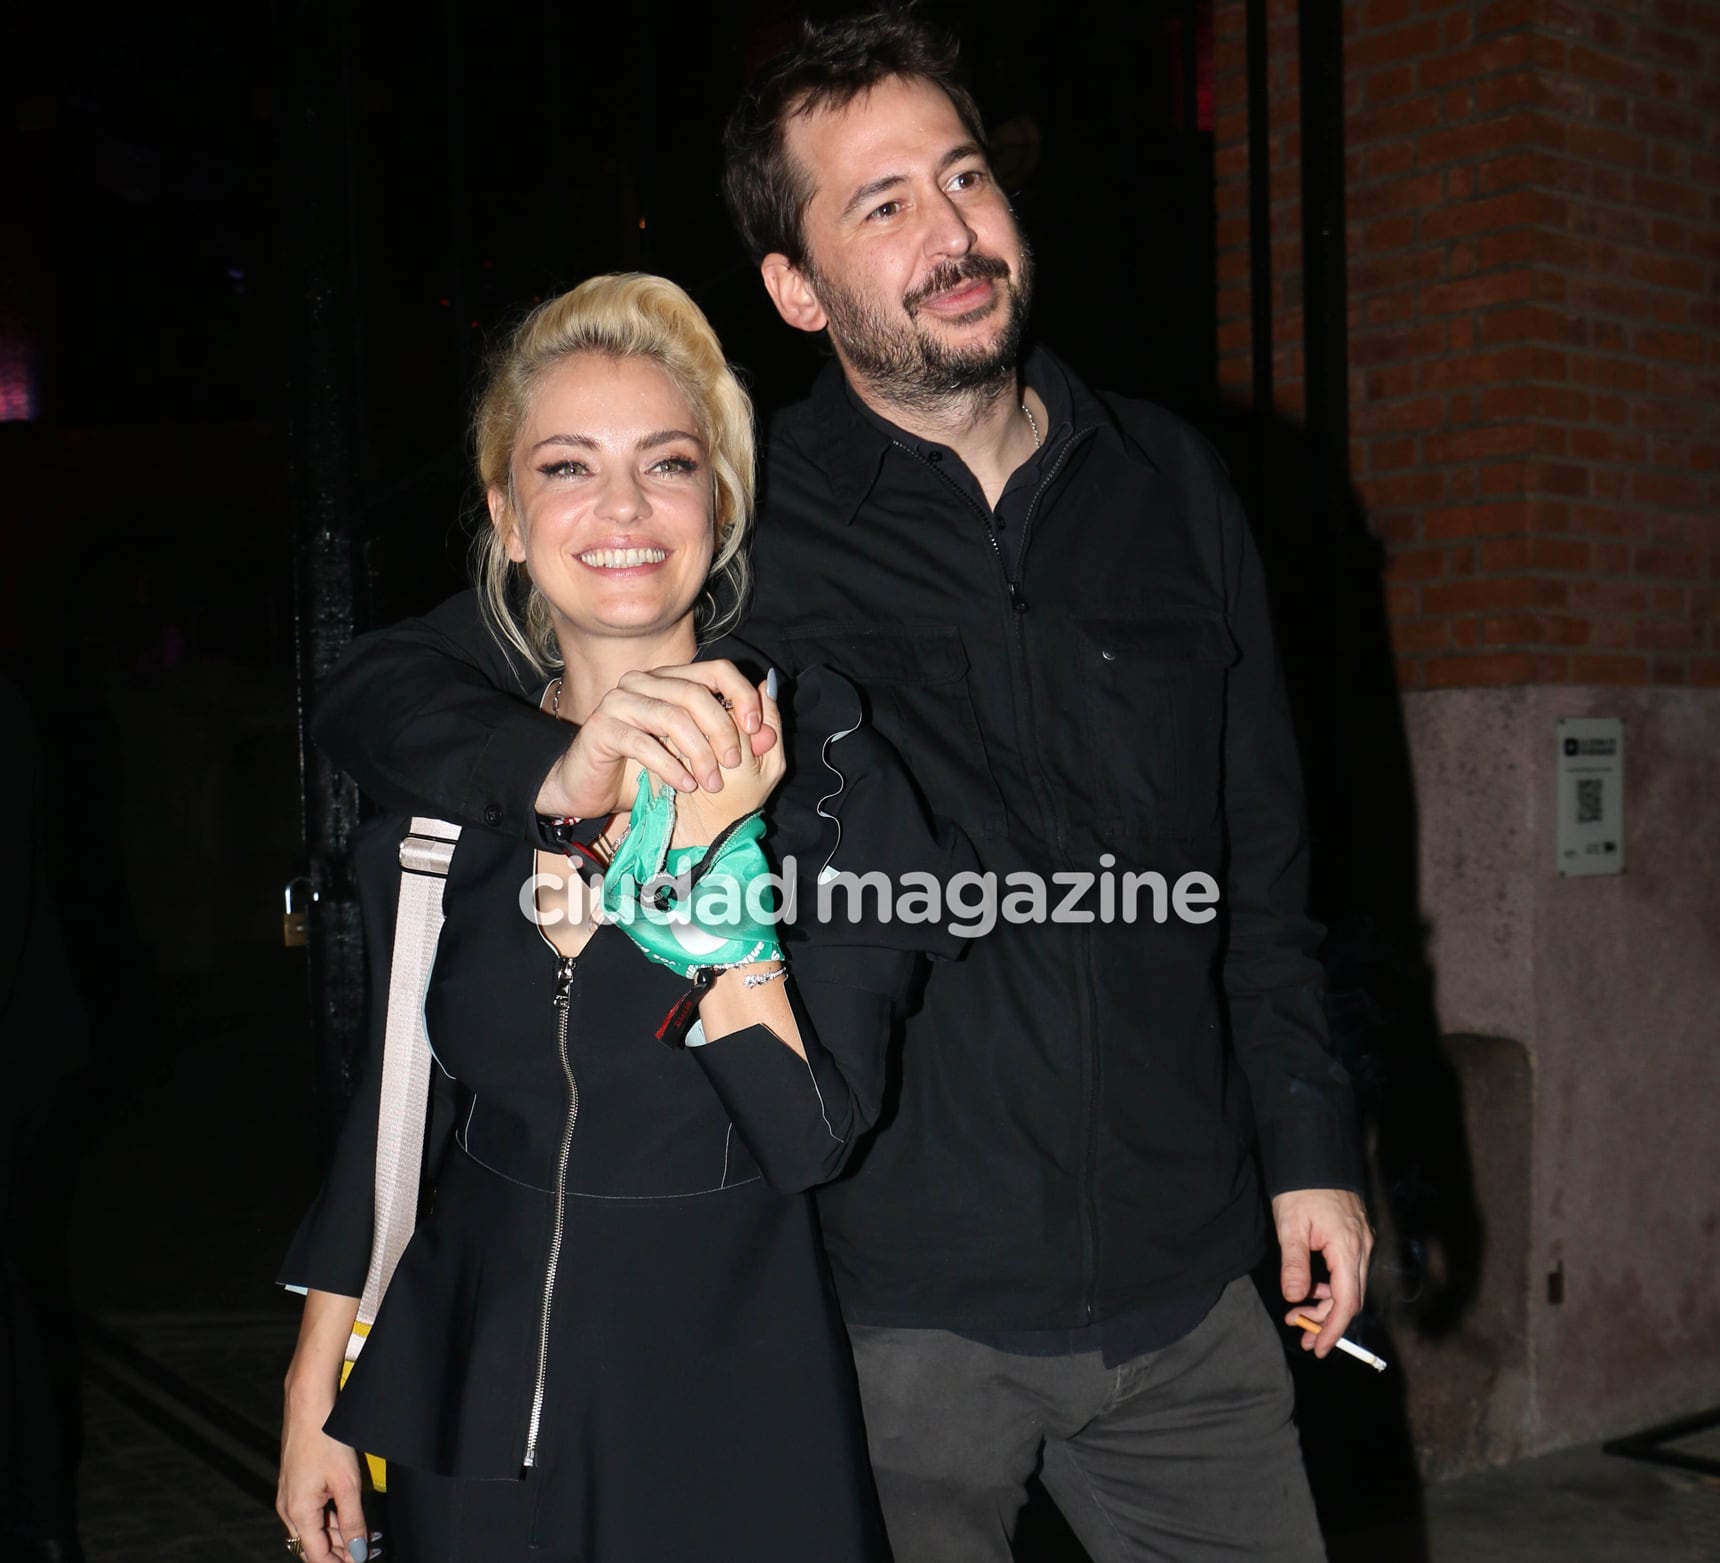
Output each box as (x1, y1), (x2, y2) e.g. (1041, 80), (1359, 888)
(994, 518), (1007, 531)
(1014, 598), (1030, 614)
(484, 803), (503, 827)
(927, 450), (943, 463)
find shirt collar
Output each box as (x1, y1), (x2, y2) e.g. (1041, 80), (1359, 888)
(808, 343), (1155, 525)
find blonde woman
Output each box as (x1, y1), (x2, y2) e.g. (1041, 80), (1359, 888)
(276, 275), (966, 1563)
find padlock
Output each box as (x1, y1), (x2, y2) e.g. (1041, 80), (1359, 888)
(283, 876), (312, 948)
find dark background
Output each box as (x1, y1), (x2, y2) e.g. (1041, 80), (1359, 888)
(1, 0), (1215, 647)
(1, 3), (1466, 1558)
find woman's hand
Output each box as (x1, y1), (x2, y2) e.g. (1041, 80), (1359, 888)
(534, 659), (777, 819)
(670, 673), (784, 847)
(278, 1390), (368, 1563)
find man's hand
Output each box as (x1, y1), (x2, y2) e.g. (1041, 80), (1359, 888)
(1271, 1187), (1373, 1359)
(533, 660), (777, 819)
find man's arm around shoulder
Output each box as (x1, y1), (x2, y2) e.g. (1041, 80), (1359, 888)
(311, 589), (571, 840)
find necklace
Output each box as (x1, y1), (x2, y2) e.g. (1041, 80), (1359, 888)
(1021, 399), (1041, 451)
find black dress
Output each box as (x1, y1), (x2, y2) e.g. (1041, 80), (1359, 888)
(280, 656), (973, 1562)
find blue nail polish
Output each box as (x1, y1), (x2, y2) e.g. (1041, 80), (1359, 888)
(350, 1537), (370, 1562)
(766, 666), (779, 701)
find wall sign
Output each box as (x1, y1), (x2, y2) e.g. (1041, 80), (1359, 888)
(1556, 717), (1624, 878)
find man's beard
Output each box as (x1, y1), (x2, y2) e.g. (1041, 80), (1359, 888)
(806, 241), (1035, 420)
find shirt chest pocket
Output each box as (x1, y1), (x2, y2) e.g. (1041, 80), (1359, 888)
(1077, 611), (1237, 840)
(779, 622), (1007, 838)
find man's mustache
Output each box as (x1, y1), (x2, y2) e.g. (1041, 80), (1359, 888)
(904, 254), (1012, 315)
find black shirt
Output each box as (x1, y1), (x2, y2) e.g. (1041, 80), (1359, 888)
(845, 360), (1219, 1364)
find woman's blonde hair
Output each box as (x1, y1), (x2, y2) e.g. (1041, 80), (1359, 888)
(472, 273), (756, 674)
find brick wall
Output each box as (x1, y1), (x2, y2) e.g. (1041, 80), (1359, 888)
(1213, 0), (1720, 690)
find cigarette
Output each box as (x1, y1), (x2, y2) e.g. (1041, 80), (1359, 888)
(1291, 1312), (1388, 1372)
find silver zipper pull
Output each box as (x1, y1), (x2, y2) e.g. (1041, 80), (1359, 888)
(554, 957), (576, 1004)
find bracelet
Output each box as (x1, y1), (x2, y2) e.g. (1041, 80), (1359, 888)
(654, 960), (787, 1051)
(740, 964), (789, 990)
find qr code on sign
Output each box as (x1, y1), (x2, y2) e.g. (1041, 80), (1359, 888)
(1576, 777), (1604, 825)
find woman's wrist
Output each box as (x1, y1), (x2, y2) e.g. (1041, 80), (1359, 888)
(283, 1365), (340, 1420)
(283, 1291), (356, 1416)
(669, 809), (747, 851)
(687, 957), (786, 998)
(667, 808), (705, 851)
(605, 785), (782, 981)
(705, 958), (786, 996)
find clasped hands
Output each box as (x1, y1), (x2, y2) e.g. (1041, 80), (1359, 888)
(536, 660), (784, 845)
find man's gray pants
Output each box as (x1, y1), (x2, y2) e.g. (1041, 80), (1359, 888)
(847, 1276), (1327, 1562)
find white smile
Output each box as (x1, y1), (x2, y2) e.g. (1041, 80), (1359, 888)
(578, 547), (667, 568)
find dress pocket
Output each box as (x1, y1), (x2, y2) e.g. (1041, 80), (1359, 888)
(779, 621), (1007, 837)
(1077, 611), (1237, 840)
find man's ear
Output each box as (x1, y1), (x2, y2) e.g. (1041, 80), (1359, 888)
(488, 484), (527, 563)
(760, 254), (828, 335)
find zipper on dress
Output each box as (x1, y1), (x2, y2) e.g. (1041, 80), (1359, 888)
(523, 953), (580, 1469)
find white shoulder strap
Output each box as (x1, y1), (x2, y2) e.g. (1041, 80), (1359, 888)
(347, 816), (462, 1363)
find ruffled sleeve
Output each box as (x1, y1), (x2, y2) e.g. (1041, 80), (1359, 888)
(686, 663), (981, 1192)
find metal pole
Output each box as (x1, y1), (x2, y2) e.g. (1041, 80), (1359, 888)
(1245, 0), (1274, 420)
(1183, 0), (1217, 402)
(1297, 0), (1351, 473)
(278, 0), (368, 1136)
(1296, 0), (1358, 912)
(637, 4), (656, 269)
(443, 0), (476, 391)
